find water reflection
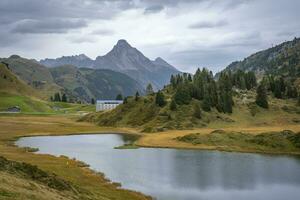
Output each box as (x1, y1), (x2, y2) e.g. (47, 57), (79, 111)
(16, 134), (300, 200)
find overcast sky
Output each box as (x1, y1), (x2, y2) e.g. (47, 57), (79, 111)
(0, 0), (299, 73)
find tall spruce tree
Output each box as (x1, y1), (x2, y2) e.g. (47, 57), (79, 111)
(155, 90), (166, 107)
(54, 93), (61, 102)
(174, 84), (192, 105)
(116, 94), (123, 100)
(202, 86), (211, 111)
(135, 91), (140, 101)
(274, 80), (282, 98)
(194, 103), (202, 119)
(61, 94), (67, 102)
(146, 83), (154, 95)
(256, 83), (269, 108)
(218, 72), (233, 113)
(170, 98), (177, 110)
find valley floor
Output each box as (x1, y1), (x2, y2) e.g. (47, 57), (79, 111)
(1, 113), (300, 200)
(0, 114), (149, 200)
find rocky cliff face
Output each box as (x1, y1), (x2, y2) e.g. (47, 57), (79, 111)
(40, 54), (94, 68)
(41, 39), (180, 89)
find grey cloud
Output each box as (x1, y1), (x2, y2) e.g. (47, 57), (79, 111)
(144, 5), (164, 14)
(169, 48), (251, 73)
(91, 29), (115, 36)
(12, 19), (87, 34)
(218, 32), (262, 48)
(0, 30), (21, 46)
(0, 0), (127, 25)
(189, 20), (228, 29)
(68, 37), (95, 44)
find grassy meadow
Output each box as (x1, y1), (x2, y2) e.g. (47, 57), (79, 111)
(0, 114), (149, 200)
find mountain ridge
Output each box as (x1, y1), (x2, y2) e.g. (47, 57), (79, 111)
(218, 37), (300, 81)
(40, 39), (180, 89)
(0, 55), (144, 102)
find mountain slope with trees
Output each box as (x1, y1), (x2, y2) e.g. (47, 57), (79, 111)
(50, 65), (144, 102)
(83, 67), (300, 132)
(219, 37), (300, 84)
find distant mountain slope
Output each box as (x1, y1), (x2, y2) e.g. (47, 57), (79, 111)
(0, 56), (62, 99)
(40, 54), (94, 68)
(0, 62), (38, 96)
(50, 65), (144, 101)
(40, 40), (180, 89)
(0, 55), (144, 101)
(220, 37), (300, 79)
(94, 40), (179, 89)
(0, 63), (55, 112)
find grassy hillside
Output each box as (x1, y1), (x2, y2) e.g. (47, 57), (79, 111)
(82, 86), (300, 132)
(0, 92), (95, 114)
(219, 37), (300, 82)
(50, 65), (144, 101)
(0, 63), (39, 97)
(0, 63), (94, 114)
(0, 156), (78, 200)
(0, 56), (62, 99)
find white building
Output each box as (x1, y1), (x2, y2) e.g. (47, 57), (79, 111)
(96, 100), (123, 111)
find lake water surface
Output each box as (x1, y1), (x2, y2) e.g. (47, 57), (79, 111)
(16, 134), (300, 200)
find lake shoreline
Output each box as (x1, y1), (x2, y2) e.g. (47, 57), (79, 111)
(0, 115), (151, 200)
(15, 132), (300, 200)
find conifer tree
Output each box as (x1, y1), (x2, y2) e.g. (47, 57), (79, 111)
(170, 75), (176, 87)
(146, 83), (154, 95)
(218, 72), (233, 113)
(170, 98), (177, 110)
(54, 93), (61, 102)
(188, 74), (192, 82)
(274, 80), (282, 98)
(202, 86), (211, 111)
(123, 97), (128, 104)
(91, 98), (95, 104)
(256, 83), (269, 108)
(193, 103), (202, 119)
(116, 94), (123, 100)
(155, 90), (166, 107)
(135, 91), (140, 101)
(61, 93), (67, 102)
(174, 85), (191, 105)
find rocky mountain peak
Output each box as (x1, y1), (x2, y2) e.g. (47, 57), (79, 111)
(113, 39), (133, 50)
(154, 57), (167, 64)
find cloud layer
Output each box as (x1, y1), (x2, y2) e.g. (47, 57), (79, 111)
(0, 0), (299, 73)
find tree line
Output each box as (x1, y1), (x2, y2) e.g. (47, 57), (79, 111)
(169, 68), (257, 113)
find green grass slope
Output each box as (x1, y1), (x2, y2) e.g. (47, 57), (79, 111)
(0, 56), (62, 99)
(0, 63), (94, 113)
(0, 63), (38, 97)
(83, 87), (300, 133)
(0, 63), (53, 113)
(176, 129), (300, 154)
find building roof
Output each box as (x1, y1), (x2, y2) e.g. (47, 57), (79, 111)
(96, 100), (123, 103)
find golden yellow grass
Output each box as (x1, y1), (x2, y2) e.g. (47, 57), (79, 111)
(137, 125), (300, 152)
(0, 171), (74, 200)
(1, 112), (299, 199)
(0, 115), (150, 200)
